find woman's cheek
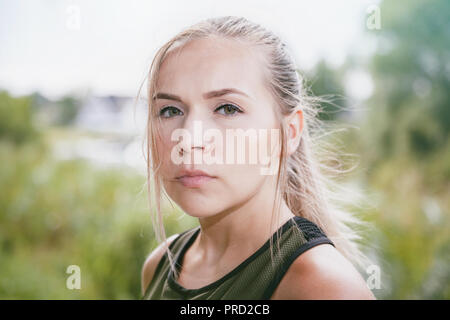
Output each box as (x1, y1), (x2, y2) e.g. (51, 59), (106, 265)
(226, 164), (263, 195)
(155, 128), (174, 159)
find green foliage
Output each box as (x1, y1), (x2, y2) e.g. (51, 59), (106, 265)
(363, 156), (449, 299)
(349, 0), (450, 299)
(367, 0), (450, 163)
(56, 96), (79, 126)
(303, 60), (348, 121)
(0, 90), (39, 144)
(0, 137), (197, 299)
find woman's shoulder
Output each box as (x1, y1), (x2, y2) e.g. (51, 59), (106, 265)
(271, 242), (376, 299)
(140, 233), (180, 296)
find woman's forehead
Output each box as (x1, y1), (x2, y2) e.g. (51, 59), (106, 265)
(156, 37), (268, 97)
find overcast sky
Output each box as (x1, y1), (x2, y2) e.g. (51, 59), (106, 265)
(0, 0), (380, 99)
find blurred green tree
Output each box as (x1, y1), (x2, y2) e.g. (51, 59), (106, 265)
(358, 0), (450, 299)
(366, 0), (450, 164)
(302, 60), (348, 121)
(56, 96), (79, 126)
(0, 90), (39, 144)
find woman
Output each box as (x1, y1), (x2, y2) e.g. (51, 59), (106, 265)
(140, 16), (375, 300)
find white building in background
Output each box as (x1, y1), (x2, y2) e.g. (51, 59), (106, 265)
(75, 95), (147, 137)
(53, 95), (149, 174)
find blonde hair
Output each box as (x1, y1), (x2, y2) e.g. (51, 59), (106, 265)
(140, 16), (372, 279)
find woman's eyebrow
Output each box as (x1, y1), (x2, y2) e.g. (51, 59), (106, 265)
(203, 88), (250, 100)
(153, 92), (183, 102)
(153, 88), (250, 102)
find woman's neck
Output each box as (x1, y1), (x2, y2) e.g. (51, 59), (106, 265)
(191, 181), (295, 269)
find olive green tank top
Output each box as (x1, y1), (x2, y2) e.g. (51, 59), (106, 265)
(142, 216), (334, 300)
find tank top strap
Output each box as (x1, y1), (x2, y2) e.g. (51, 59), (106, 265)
(141, 227), (199, 299)
(261, 216), (334, 299)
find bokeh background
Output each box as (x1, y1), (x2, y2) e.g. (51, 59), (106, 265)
(0, 0), (449, 299)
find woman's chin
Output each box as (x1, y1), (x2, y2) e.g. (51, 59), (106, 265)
(178, 204), (217, 218)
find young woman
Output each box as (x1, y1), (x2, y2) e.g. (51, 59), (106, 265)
(140, 16), (375, 300)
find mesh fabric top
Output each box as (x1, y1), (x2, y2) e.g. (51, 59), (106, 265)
(142, 215), (334, 300)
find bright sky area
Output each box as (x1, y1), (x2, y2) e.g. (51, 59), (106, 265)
(0, 0), (380, 99)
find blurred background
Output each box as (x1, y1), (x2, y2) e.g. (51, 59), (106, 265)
(0, 0), (449, 299)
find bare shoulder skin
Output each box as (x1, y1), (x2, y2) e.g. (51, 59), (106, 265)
(141, 234), (179, 296)
(271, 243), (376, 300)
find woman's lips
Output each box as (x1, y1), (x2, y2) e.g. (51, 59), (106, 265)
(176, 175), (215, 188)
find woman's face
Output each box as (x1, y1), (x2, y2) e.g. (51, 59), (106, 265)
(153, 37), (281, 217)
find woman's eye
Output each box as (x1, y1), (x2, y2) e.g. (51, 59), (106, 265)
(159, 106), (183, 118)
(215, 104), (243, 116)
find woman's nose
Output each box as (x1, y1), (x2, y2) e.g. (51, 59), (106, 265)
(178, 115), (207, 155)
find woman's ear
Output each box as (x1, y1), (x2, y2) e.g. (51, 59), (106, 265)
(286, 109), (304, 156)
